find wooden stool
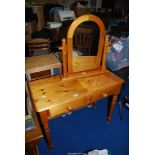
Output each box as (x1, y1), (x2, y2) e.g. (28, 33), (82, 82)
(25, 53), (61, 81)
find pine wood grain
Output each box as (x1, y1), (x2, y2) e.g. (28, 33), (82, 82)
(28, 70), (123, 114)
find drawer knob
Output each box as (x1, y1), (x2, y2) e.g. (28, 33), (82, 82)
(102, 94), (108, 97)
(67, 106), (72, 111)
(87, 96), (91, 101)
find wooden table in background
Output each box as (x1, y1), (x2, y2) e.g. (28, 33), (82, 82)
(28, 70), (124, 149)
(25, 110), (43, 155)
(25, 53), (61, 81)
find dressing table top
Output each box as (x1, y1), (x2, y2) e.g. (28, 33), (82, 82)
(28, 70), (123, 113)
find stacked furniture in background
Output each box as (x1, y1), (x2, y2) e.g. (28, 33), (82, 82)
(25, 53), (61, 81)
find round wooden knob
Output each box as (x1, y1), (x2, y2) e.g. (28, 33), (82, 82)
(87, 96), (91, 101)
(102, 94), (108, 97)
(67, 106), (72, 111)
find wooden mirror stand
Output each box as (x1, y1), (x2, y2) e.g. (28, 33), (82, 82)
(60, 14), (109, 80)
(28, 15), (124, 149)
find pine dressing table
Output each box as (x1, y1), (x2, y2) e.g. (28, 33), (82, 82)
(28, 14), (124, 149)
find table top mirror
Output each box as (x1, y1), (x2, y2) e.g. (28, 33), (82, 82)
(60, 14), (109, 80)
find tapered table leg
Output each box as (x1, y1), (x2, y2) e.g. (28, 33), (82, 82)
(39, 111), (53, 149)
(107, 95), (118, 124)
(32, 146), (39, 155)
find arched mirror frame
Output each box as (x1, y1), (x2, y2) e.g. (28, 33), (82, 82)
(61, 14), (109, 80)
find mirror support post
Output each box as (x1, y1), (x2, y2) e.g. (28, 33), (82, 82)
(101, 35), (109, 72)
(62, 38), (67, 78)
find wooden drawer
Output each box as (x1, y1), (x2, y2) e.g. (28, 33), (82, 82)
(48, 89), (116, 119)
(49, 96), (90, 118)
(90, 90), (103, 102)
(30, 70), (51, 80)
(90, 89), (114, 102)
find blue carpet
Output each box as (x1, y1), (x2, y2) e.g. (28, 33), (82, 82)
(38, 86), (129, 155)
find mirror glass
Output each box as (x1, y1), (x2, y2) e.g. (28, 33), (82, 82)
(71, 21), (100, 72)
